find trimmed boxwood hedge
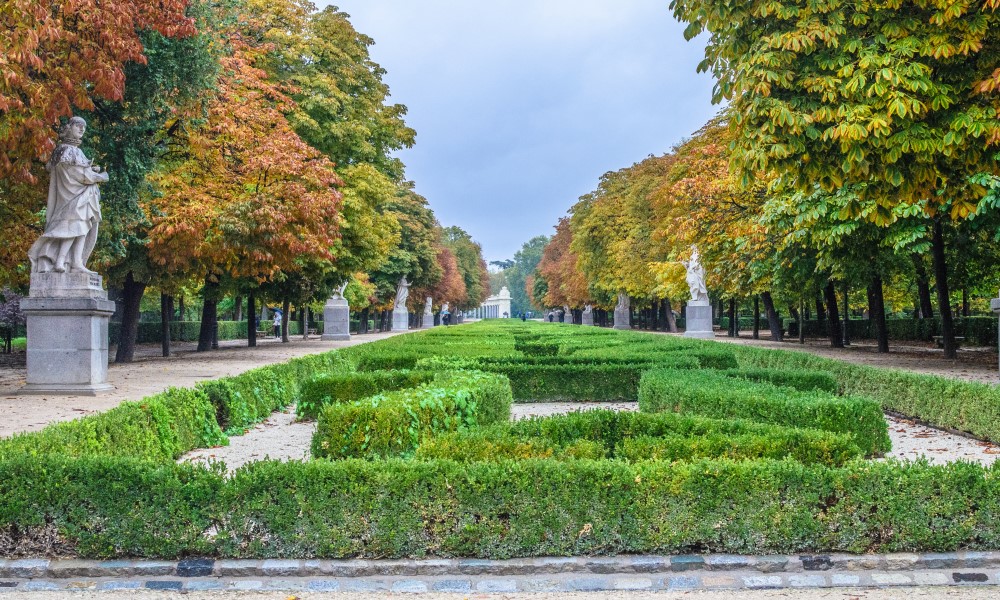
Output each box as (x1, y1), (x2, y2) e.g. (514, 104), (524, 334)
(297, 370), (436, 420)
(2, 456), (1000, 558)
(311, 370), (513, 459)
(4, 320), (998, 560)
(638, 369), (890, 455)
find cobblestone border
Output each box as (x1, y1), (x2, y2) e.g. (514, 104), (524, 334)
(1, 552), (999, 592)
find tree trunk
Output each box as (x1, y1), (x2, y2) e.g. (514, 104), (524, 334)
(114, 270), (146, 363)
(248, 291), (257, 348)
(762, 292), (783, 341)
(842, 281), (851, 346)
(932, 220), (957, 359)
(160, 293), (171, 357)
(752, 295), (760, 339)
(728, 299), (737, 337)
(824, 280), (843, 348)
(962, 288), (969, 317)
(178, 296), (185, 321)
(301, 305), (309, 339)
(867, 273), (889, 353)
(788, 303), (800, 323)
(815, 294), (826, 323)
(798, 298), (805, 344)
(234, 295), (242, 322)
(664, 297), (678, 332)
(913, 257), (935, 318)
(197, 277), (219, 352)
(281, 298), (291, 343)
(360, 308), (369, 334)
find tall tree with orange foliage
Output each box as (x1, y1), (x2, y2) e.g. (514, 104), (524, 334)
(536, 219), (589, 312)
(147, 36), (342, 351)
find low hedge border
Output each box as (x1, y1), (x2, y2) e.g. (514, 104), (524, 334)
(638, 369), (890, 456)
(2, 456), (999, 559)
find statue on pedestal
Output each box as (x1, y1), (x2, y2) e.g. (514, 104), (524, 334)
(331, 281), (348, 300)
(683, 246), (709, 303)
(28, 117), (107, 275)
(394, 276), (409, 311)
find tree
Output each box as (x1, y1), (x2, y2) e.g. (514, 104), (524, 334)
(671, 0), (1000, 357)
(442, 226), (490, 311)
(503, 236), (548, 315)
(146, 33), (343, 351)
(537, 219), (589, 309)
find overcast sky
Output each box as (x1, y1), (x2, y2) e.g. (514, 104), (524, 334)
(320, 1), (718, 262)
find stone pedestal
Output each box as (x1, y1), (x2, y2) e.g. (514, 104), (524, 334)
(392, 309), (409, 332)
(684, 299), (715, 339)
(321, 296), (351, 341)
(422, 311), (434, 329)
(21, 272), (115, 395)
(582, 309), (594, 326)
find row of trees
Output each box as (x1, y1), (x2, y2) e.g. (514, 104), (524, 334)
(0, 0), (489, 358)
(529, 0), (1000, 358)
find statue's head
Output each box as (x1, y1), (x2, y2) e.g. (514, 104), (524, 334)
(59, 117), (87, 145)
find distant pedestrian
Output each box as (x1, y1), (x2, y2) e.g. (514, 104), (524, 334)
(273, 310), (282, 338)
(521, 313), (526, 322)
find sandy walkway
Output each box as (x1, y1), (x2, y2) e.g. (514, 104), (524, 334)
(0, 331), (407, 439)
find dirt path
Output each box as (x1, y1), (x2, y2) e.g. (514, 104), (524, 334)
(0, 331), (407, 439)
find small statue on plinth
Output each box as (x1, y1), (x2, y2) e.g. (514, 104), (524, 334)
(28, 117), (107, 275)
(395, 276), (409, 310)
(683, 245), (709, 303)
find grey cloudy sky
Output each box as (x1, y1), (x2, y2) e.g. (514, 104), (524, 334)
(320, 1), (718, 262)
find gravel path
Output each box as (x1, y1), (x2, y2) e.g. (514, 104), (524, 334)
(19, 587), (1000, 599)
(182, 401), (1000, 471)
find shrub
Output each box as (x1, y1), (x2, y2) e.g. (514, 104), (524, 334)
(733, 346), (1000, 443)
(638, 369), (890, 455)
(478, 363), (646, 401)
(722, 368), (838, 394)
(297, 370), (436, 420)
(0, 387), (226, 461)
(311, 371), (513, 460)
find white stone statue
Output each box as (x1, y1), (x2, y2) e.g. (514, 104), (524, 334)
(683, 246), (709, 303)
(424, 296), (433, 315)
(583, 304), (593, 315)
(29, 117), (108, 274)
(394, 276), (409, 310)
(331, 281), (348, 300)
(615, 293), (630, 312)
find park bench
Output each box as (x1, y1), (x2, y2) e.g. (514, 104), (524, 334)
(307, 327), (318, 336)
(255, 329), (272, 339)
(933, 336), (965, 348)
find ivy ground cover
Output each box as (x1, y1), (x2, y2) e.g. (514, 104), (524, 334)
(2, 321), (1000, 559)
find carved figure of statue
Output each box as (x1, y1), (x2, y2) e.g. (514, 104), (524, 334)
(28, 116), (108, 274)
(394, 276), (409, 309)
(683, 246), (709, 303)
(615, 293), (630, 311)
(583, 304), (593, 315)
(331, 281), (348, 300)
(424, 296), (433, 315)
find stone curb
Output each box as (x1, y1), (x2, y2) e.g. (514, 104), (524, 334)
(0, 552), (999, 592)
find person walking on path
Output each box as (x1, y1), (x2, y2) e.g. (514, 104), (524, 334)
(272, 310), (282, 338)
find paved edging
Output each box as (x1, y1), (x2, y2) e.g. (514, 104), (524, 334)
(2, 552), (1000, 592)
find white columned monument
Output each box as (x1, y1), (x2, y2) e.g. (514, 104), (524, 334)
(21, 117), (115, 395)
(683, 246), (714, 339)
(613, 293), (630, 330)
(321, 282), (351, 341)
(476, 286), (512, 319)
(582, 304), (595, 326)
(392, 276), (410, 332)
(422, 296), (434, 329)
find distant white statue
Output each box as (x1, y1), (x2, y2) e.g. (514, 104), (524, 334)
(331, 281), (348, 300)
(583, 304), (593, 315)
(394, 276), (409, 310)
(683, 246), (709, 303)
(615, 293), (630, 312)
(424, 296), (433, 315)
(29, 116), (108, 274)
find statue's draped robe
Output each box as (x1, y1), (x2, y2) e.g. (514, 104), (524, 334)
(28, 145), (106, 272)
